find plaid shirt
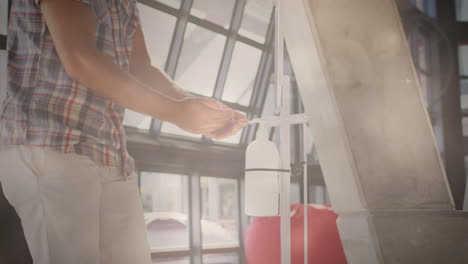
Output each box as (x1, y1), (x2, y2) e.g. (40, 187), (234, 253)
(2, 0), (141, 177)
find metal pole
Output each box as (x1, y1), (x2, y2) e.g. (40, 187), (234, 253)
(280, 80), (291, 264)
(303, 124), (308, 264)
(276, 0), (291, 263)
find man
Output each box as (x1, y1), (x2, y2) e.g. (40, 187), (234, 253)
(0, 0), (247, 263)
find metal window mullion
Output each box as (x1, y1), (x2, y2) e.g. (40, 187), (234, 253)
(249, 8), (275, 112)
(165, 0), (193, 77)
(188, 172), (203, 264)
(185, 11), (265, 50)
(152, 0), (193, 135)
(212, 0), (247, 100)
(241, 8), (275, 145)
(240, 56), (273, 144)
(201, 0), (246, 144)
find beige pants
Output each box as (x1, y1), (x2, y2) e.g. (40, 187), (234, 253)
(0, 146), (152, 264)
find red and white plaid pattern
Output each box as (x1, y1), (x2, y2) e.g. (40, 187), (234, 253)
(2, 0), (141, 176)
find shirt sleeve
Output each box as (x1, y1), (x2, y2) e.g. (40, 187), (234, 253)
(132, 2), (142, 32)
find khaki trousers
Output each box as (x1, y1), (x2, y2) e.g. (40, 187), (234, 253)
(0, 146), (152, 264)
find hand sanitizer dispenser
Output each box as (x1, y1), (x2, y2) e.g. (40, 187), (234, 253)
(245, 127), (280, 216)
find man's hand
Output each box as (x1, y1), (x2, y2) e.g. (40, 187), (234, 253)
(129, 29), (248, 139)
(174, 98), (248, 139)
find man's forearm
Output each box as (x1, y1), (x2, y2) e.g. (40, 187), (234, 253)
(39, 0), (184, 123)
(69, 50), (184, 123)
(130, 63), (192, 102)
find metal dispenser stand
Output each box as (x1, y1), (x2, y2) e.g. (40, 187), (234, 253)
(245, 1), (311, 264)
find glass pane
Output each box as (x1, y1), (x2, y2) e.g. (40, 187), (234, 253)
(152, 256), (190, 264)
(140, 173), (190, 251)
(222, 42), (262, 106)
(203, 253), (240, 264)
(461, 80), (468, 109)
(191, 0), (236, 28)
(175, 23), (226, 97)
(239, 0), (274, 43)
(200, 177), (239, 248)
(123, 109), (153, 129)
(410, 0), (437, 17)
(459, 46), (468, 109)
(457, 0), (468, 21)
(161, 122), (202, 139)
(459, 45), (468, 76)
(139, 4), (177, 68)
(157, 0), (182, 9)
(463, 117), (468, 137)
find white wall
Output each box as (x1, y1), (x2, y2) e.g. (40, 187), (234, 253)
(0, 51), (5, 104)
(0, 0), (7, 35)
(0, 0), (7, 104)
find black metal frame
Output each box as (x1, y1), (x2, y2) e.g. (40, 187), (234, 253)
(135, 0), (273, 142)
(129, 1), (278, 263)
(436, 0), (467, 210)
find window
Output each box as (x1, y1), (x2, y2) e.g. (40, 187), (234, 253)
(123, 5), (177, 130)
(140, 4), (177, 68)
(175, 23), (226, 97)
(201, 177), (239, 248)
(140, 172), (190, 251)
(157, 0), (182, 9)
(459, 46), (468, 155)
(459, 45), (468, 110)
(462, 117), (468, 137)
(456, 0), (468, 21)
(410, 0), (437, 17)
(239, 0), (274, 43)
(125, 0), (273, 145)
(203, 253), (240, 264)
(191, 0), (236, 28)
(129, 0), (277, 260)
(223, 42), (262, 106)
(152, 256), (190, 264)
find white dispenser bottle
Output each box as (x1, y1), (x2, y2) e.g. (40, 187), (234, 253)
(245, 128), (281, 216)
